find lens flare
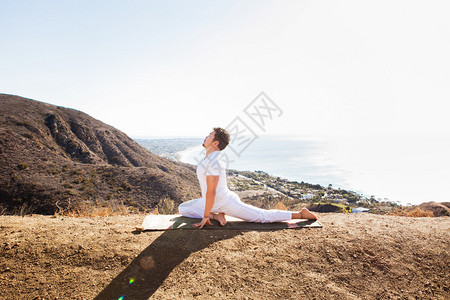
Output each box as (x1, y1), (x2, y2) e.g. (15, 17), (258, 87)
(129, 278), (135, 285)
(118, 296), (124, 300)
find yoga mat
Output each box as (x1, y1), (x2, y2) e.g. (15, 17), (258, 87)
(136, 215), (322, 231)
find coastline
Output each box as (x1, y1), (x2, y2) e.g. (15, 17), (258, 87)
(169, 135), (450, 206)
(176, 144), (204, 163)
(175, 141), (366, 199)
(174, 141), (353, 196)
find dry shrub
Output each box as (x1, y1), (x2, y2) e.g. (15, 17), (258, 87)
(388, 207), (434, 217)
(388, 207), (406, 216)
(55, 201), (130, 217)
(405, 208), (434, 217)
(157, 197), (176, 214)
(274, 201), (287, 210)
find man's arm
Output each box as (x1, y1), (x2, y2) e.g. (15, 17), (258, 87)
(204, 175), (219, 217)
(192, 175), (220, 229)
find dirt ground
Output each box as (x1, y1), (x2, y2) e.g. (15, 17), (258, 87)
(0, 213), (449, 299)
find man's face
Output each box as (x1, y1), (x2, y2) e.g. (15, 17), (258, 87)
(202, 131), (216, 148)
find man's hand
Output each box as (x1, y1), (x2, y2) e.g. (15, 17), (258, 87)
(192, 217), (213, 229)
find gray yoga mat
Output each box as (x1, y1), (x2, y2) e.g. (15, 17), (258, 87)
(137, 215), (322, 231)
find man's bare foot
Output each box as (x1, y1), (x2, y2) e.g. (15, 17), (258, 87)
(210, 213), (227, 226)
(300, 208), (318, 220)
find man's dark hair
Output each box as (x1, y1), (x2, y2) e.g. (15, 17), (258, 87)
(213, 127), (230, 151)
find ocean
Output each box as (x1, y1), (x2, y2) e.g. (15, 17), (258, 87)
(178, 134), (450, 205)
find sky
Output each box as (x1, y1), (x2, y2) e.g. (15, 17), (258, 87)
(1, 0), (449, 139)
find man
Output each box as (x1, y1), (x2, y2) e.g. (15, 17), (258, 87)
(178, 127), (318, 229)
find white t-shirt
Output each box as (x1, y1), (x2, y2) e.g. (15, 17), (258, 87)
(196, 150), (232, 201)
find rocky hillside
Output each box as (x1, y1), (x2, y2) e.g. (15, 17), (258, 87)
(0, 94), (200, 214)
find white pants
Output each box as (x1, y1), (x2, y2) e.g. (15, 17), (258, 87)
(178, 192), (293, 223)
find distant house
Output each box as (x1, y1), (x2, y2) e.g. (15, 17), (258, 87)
(352, 207), (370, 213)
(302, 193), (315, 200)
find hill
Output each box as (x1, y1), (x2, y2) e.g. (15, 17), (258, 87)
(0, 94), (200, 214)
(418, 202), (450, 217)
(0, 213), (448, 299)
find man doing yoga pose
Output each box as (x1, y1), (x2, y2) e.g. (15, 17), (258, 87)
(178, 127), (318, 229)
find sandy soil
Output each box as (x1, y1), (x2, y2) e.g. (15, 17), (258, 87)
(0, 213), (449, 299)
